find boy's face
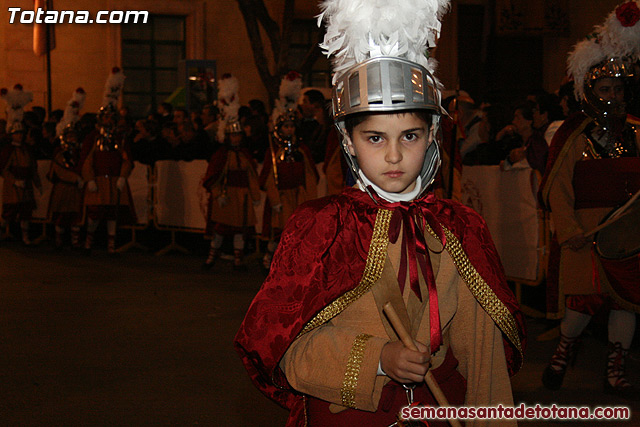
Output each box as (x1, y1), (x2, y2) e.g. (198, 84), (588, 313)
(280, 120), (296, 137)
(229, 132), (243, 146)
(347, 112), (431, 194)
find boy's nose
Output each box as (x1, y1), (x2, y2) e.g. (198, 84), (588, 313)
(385, 142), (402, 163)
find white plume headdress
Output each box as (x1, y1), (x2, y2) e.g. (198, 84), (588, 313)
(568, 1), (640, 101)
(567, 37), (608, 100)
(56, 87), (86, 136)
(271, 71), (302, 125)
(1, 83), (33, 129)
(318, 0), (450, 85)
(217, 73), (241, 143)
(101, 67), (126, 109)
(598, 1), (640, 61)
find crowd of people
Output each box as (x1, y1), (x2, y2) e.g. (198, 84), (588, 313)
(0, 69), (340, 267)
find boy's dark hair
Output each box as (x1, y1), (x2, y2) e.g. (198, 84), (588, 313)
(344, 110), (434, 138)
(304, 90), (325, 107)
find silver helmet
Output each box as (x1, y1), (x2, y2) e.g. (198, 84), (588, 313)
(332, 56), (443, 196)
(582, 57), (634, 132)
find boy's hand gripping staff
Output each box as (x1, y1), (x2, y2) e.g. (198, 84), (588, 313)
(383, 302), (462, 427)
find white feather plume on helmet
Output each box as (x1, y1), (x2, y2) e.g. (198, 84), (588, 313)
(271, 71), (302, 126)
(217, 73), (241, 143)
(568, 1), (640, 101)
(567, 37), (608, 100)
(598, 1), (640, 61)
(1, 83), (33, 128)
(56, 87), (86, 136)
(101, 67), (126, 110)
(318, 0), (450, 85)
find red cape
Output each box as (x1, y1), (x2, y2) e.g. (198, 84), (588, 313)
(234, 188), (525, 424)
(539, 112), (592, 210)
(202, 146), (256, 189)
(258, 142), (317, 189)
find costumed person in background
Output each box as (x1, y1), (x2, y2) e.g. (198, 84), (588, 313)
(81, 67), (136, 255)
(0, 121), (41, 245)
(48, 125), (84, 250)
(47, 87), (87, 250)
(298, 88), (330, 165)
(235, 1), (525, 425)
(436, 92), (464, 200)
(322, 124), (348, 195)
(0, 84), (39, 245)
(259, 71), (318, 271)
(540, 1), (640, 398)
(202, 74), (261, 271)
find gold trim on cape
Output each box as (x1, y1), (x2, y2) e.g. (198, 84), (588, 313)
(428, 224), (524, 365)
(297, 209), (393, 337)
(341, 333), (373, 408)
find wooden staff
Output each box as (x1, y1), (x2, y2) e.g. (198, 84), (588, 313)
(584, 188), (640, 237)
(383, 302), (462, 427)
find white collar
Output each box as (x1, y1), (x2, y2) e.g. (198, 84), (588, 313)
(357, 171), (421, 202)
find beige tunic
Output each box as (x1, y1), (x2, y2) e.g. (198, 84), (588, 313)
(206, 150), (261, 229)
(47, 151), (83, 216)
(281, 231), (515, 426)
(547, 132), (640, 295)
(263, 149), (318, 231)
(1, 144), (40, 205)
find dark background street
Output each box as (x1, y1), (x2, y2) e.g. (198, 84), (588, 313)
(1, 238), (639, 426)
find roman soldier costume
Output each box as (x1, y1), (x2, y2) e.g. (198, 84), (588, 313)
(202, 74), (261, 270)
(540, 1), (640, 397)
(236, 0), (525, 425)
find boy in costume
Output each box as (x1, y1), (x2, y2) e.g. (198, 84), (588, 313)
(235, 0), (525, 425)
(260, 72), (318, 270)
(202, 74), (261, 270)
(0, 121), (41, 245)
(0, 83), (39, 244)
(81, 68), (136, 254)
(540, 1), (640, 398)
(47, 125), (85, 249)
(47, 88), (87, 249)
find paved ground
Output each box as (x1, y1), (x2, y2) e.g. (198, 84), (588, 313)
(1, 234), (639, 426)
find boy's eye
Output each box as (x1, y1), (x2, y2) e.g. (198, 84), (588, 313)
(404, 133), (419, 142)
(368, 135), (383, 144)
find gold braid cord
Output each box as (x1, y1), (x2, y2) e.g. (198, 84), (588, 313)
(428, 224), (523, 364)
(297, 209), (392, 337)
(341, 333), (373, 408)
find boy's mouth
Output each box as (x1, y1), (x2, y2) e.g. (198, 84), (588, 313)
(383, 170), (404, 178)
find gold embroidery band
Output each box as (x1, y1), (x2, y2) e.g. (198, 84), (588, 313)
(428, 224), (524, 367)
(298, 209), (393, 337)
(341, 333), (372, 408)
